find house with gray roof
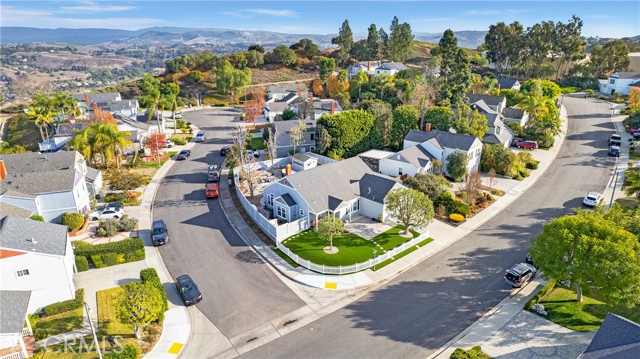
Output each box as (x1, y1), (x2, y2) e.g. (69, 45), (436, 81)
(38, 122), (91, 153)
(497, 77), (521, 91)
(313, 99), (342, 118)
(378, 145), (434, 178)
(347, 61), (380, 79)
(0, 151), (92, 222)
(268, 83), (308, 101)
(262, 156), (405, 235)
(272, 118), (317, 157)
(469, 96), (514, 148)
(95, 99), (139, 119)
(72, 92), (121, 109)
(578, 313), (640, 359)
(0, 216), (76, 313)
(0, 290), (32, 358)
(467, 94), (507, 113)
(502, 107), (529, 127)
(403, 129), (483, 177)
(599, 71), (640, 95)
(291, 153), (317, 172)
(375, 62), (409, 77)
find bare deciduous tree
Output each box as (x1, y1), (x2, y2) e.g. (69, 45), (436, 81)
(289, 119), (307, 155)
(487, 168), (497, 190)
(265, 125), (278, 170)
(230, 124), (256, 197)
(463, 171), (483, 206)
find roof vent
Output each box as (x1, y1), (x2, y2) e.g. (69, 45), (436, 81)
(27, 237), (37, 244)
(368, 187), (371, 194)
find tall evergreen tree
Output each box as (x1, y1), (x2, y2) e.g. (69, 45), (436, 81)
(437, 30), (471, 106)
(387, 17), (414, 62)
(366, 24), (380, 60)
(332, 20), (354, 65)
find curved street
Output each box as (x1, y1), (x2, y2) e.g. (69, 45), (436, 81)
(153, 109), (305, 339)
(240, 96), (616, 358)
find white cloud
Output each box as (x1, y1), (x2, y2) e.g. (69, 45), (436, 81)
(221, 10), (251, 19)
(247, 8), (297, 17)
(60, 2), (137, 13)
(0, 5), (54, 18)
(463, 9), (529, 16)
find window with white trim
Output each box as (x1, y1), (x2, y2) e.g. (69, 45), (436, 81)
(352, 200), (359, 212)
(267, 193), (274, 206)
(276, 205), (286, 219)
(398, 167), (403, 175)
(609, 79), (615, 85)
(16, 269), (30, 277)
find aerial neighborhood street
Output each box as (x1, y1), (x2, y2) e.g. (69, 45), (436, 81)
(1, 2), (640, 359)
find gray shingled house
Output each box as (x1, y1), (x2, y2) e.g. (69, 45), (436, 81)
(262, 156), (405, 232)
(273, 118), (317, 157)
(578, 313), (640, 359)
(0, 290), (32, 357)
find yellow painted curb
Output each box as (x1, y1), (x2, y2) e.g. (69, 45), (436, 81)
(325, 282), (337, 289)
(168, 342), (184, 354)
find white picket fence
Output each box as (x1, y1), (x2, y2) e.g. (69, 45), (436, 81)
(0, 352), (23, 359)
(276, 232), (429, 275)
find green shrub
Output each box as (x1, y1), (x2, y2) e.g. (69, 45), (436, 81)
(524, 279), (557, 310)
(518, 169), (530, 178)
(103, 344), (141, 359)
(451, 201), (470, 218)
(102, 252), (119, 267)
(486, 193), (494, 201)
(91, 255), (105, 268)
(176, 119), (186, 129)
(104, 192), (140, 206)
(73, 238), (144, 257)
(140, 268), (168, 321)
(104, 193), (126, 203)
(117, 216), (138, 232)
(559, 86), (580, 94)
(526, 161), (539, 170)
(43, 289), (84, 316)
(172, 137), (186, 145)
(30, 215), (45, 222)
(449, 213), (464, 223)
(61, 212), (85, 231)
(491, 189), (504, 196)
(97, 219), (119, 237)
(75, 256), (89, 272)
(584, 89), (594, 97)
(450, 345), (493, 359)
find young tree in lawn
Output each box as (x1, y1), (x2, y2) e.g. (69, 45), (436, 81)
(385, 188), (435, 234)
(387, 16), (414, 62)
(447, 150), (469, 182)
(530, 210), (640, 305)
(116, 282), (164, 339)
(289, 119), (307, 155)
(317, 214), (344, 252)
(145, 133), (168, 161)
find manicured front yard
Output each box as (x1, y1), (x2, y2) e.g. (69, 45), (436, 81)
(283, 230), (377, 266)
(538, 286), (640, 332)
(374, 225), (419, 251)
(97, 287), (135, 336)
(35, 306), (84, 340)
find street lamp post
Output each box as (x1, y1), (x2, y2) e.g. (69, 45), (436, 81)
(84, 302), (103, 359)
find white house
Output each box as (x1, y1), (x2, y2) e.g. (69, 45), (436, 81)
(38, 122), (90, 153)
(497, 77), (521, 91)
(598, 71), (640, 95)
(262, 157), (404, 228)
(347, 61), (380, 79)
(264, 92), (299, 123)
(379, 145), (434, 178)
(95, 99), (140, 119)
(403, 130), (483, 177)
(469, 98), (514, 148)
(374, 62), (408, 77)
(503, 107), (529, 127)
(72, 92), (121, 110)
(267, 84), (307, 101)
(291, 153), (318, 172)
(0, 290), (32, 358)
(0, 216), (76, 313)
(0, 151), (93, 222)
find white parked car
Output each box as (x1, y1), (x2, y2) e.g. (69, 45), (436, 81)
(90, 207), (124, 220)
(164, 140), (175, 148)
(582, 192), (603, 207)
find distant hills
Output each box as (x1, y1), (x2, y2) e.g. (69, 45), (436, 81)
(1, 26), (487, 50)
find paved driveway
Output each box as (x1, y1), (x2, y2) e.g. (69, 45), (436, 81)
(154, 108), (304, 339)
(242, 96), (616, 358)
(482, 311), (595, 359)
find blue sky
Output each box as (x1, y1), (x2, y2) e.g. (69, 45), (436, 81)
(2, 1), (639, 38)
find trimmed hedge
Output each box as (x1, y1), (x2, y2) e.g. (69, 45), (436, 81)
(140, 268), (168, 321)
(43, 289), (84, 316)
(75, 256), (89, 272)
(524, 279), (557, 310)
(73, 238), (143, 257)
(449, 213), (465, 223)
(91, 255), (105, 269)
(62, 212), (85, 231)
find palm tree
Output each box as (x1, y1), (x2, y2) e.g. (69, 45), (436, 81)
(28, 94), (54, 141)
(52, 91), (77, 121)
(91, 123), (132, 169)
(67, 129), (94, 165)
(624, 169), (640, 199)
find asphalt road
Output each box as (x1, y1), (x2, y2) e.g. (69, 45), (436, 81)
(242, 96), (616, 358)
(153, 108), (304, 339)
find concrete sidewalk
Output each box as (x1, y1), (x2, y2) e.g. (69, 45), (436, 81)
(218, 103), (570, 292)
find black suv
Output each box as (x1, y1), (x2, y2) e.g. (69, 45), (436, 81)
(504, 262), (537, 288)
(151, 219), (169, 246)
(175, 275), (202, 306)
(176, 149), (191, 160)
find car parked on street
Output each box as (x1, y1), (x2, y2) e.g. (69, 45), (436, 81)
(175, 275), (202, 306)
(220, 146), (228, 156)
(516, 140), (538, 150)
(633, 131), (640, 139)
(195, 131), (206, 143)
(151, 219), (170, 246)
(207, 165), (220, 182)
(164, 140), (175, 148)
(205, 183), (219, 198)
(176, 149), (191, 160)
(89, 207), (124, 220)
(174, 111), (183, 119)
(504, 262), (537, 288)
(583, 192), (603, 207)
(608, 145), (621, 157)
(609, 134), (622, 146)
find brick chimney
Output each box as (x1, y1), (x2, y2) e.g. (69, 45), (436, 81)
(84, 93), (89, 107)
(331, 100), (335, 114)
(0, 160), (6, 181)
(425, 123), (432, 132)
(368, 61), (371, 72)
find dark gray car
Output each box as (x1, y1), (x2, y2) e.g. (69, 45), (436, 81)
(151, 219), (169, 246)
(175, 275), (202, 306)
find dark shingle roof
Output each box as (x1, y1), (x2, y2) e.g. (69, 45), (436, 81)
(467, 94), (506, 108)
(359, 173), (400, 204)
(313, 100), (342, 114)
(503, 107), (525, 119)
(117, 114), (151, 130)
(0, 202), (34, 219)
(0, 216), (68, 256)
(497, 77), (519, 89)
(0, 291), (31, 335)
(579, 313), (640, 359)
(278, 92), (298, 103)
(72, 92), (120, 104)
(470, 99), (496, 114)
(280, 193), (297, 207)
(612, 72), (640, 79)
(267, 101), (290, 113)
(396, 145), (432, 169)
(55, 122), (90, 137)
(0, 216), (69, 256)
(0, 151), (82, 195)
(404, 130), (478, 151)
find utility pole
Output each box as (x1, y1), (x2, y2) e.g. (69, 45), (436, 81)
(84, 302), (103, 359)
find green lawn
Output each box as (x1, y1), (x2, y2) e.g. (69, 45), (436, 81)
(373, 225), (419, 251)
(248, 129), (266, 150)
(36, 306), (84, 340)
(539, 286), (640, 331)
(97, 287), (135, 336)
(282, 230), (377, 266)
(375, 238), (434, 271)
(272, 247), (300, 268)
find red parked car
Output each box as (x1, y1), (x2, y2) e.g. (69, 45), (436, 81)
(205, 183), (219, 198)
(516, 140), (538, 150)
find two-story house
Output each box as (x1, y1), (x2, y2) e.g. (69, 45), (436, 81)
(273, 118), (316, 157)
(0, 216), (76, 313)
(262, 157), (405, 229)
(403, 130), (483, 176)
(0, 151), (93, 222)
(374, 62), (408, 77)
(469, 97), (514, 148)
(378, 145), (434, 178)
(598, 71), (640, 95)
(497, 77), (521, 91)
